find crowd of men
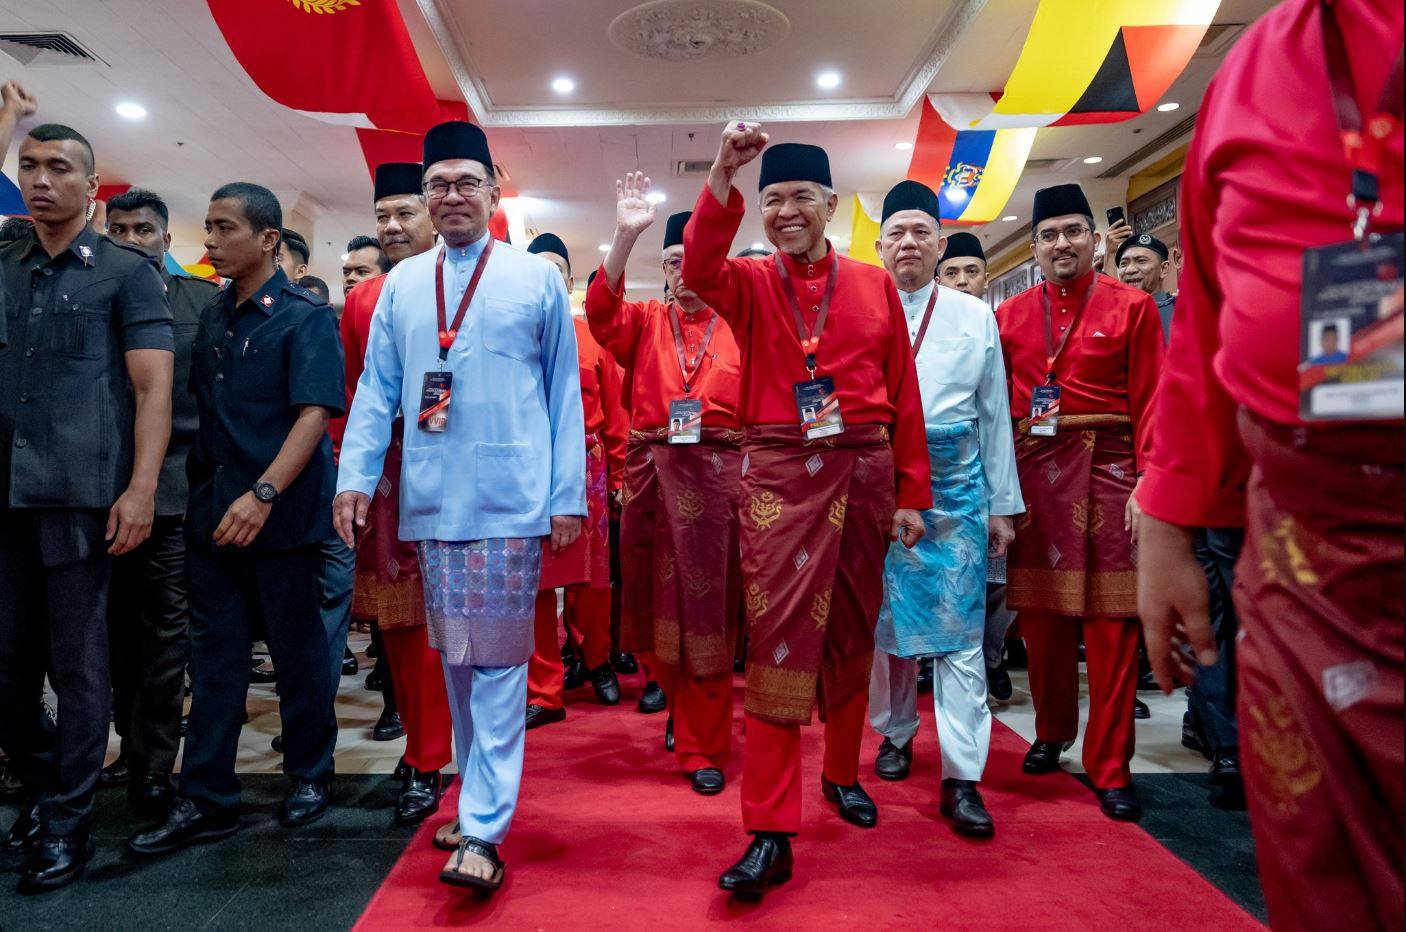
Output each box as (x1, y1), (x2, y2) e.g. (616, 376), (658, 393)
(0, 3), (1400, 925)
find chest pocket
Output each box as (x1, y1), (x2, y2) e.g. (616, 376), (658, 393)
(482, 299), (539, 361)
(234, 324), (293, 402)
(48, 303), (111, 360)
(924, 336), (981, 386)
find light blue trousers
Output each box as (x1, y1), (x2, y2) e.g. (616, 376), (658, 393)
(441, 659), (528, 845)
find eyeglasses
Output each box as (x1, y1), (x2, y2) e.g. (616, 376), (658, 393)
(422, 176), (491, 199)
(1034, 224), (1092, 246)
(662, 257), (683, 271)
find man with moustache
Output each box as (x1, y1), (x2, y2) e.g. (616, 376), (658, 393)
(866, 181), (1022, 837)
(335, 122), (585, 892)
(1114, 233), (1177, 338)
(0, 123), (173, 893)
(683, 123), (929, 896)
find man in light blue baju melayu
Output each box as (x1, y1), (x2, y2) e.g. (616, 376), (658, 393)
(334, 122), (585, 894)
(868, 181), (1024, 837)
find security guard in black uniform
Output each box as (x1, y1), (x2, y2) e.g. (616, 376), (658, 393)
(0, 124), (174, 894)
(100, 188), (219, 818)
(129, 182), (345, 858)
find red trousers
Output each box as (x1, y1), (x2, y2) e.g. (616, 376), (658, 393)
(527, 587), (612, 710)
(380, 625), (452, 773)
(654, 661), (733, 772)
(740, 689), (867, 834)
(1021, 612), (1138, 789)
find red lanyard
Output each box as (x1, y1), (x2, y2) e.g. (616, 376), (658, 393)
(910, 285), (941, 357)
(1040, 276), (1098, 384)
(434, 236), (495, 362)
(1321, 0), (1404, 241)
(774, 252), (839, 376)
(668, 304), (719, 394)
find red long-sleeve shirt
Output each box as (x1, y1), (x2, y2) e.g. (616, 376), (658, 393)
(584, 265), (741, 430)
(331, 271), (389, 459)
(995, 268), (1165, 469)
(574, 316), (629, 489)
(681, 185), (932, 511)
(1137, 0), (1404, 528)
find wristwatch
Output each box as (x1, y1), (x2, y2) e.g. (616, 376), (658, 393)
(252, 481), (279, 504)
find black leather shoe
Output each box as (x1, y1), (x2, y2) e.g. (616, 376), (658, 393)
(718, 833), (793, 898)
(940, 779), (994, 837)
(690, 768), (725, 795)
(562, 649), (588, 691)
(341, 647), (359, 677)
(916, 658), (934, 695)
(129, 772), (175, 821)
(280, 778), (332, 827)
(392, 756), (410, 783)
(249, 661), (277, 684)
(373, 708), (405, 742)
(1096, 785), (1143, 822)
(525, 704), (565, 730)
(5, 801), (41, 854)
(1022, 740), (1072, 774)
(365, 662), (387, 692)
(590, 663), (621, 705)
(1209, 752), (1246, 811)
(128, 797), (239, 857)
(820, 777), (878, 828)
(664, 715), (675, 752)
(987, 660), (1013, 702)
(1181, 710), (1212, 760)
(1133, 698), (1151, 720)
(611, 650), (639, 675)
(1137, 669), (1159, 692)
(99, 754), (132, 788)
(638, 680), (667, 714)
(271, 734), (285, 754)
(18, 833), (94, 894)
(395, 769), (443, 825)
(874, 738), (912, 781)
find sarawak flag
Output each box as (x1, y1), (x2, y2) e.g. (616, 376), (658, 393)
(906, 97), (1036, 225)
(206, 0), (440, 132)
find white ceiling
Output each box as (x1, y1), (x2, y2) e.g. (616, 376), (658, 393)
(0, 0), (1274, 294)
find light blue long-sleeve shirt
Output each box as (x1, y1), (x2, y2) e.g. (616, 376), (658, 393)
(337, 232), (586, 542)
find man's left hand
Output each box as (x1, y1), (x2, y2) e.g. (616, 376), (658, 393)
(891, 509), (924, 549)
(1125, 477), (1145, 545)
(550, 515), (583, 554)
(213, 492), (272, 548)
(106, 486), (155, 555)
(988, 515), (1015, 557)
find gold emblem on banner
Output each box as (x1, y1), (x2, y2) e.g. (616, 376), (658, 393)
(745, 582), (769, 620)
(677, 489), (704, 524)
(810, 588), (831, 630)
(828, 494), (847, 530)
(1246, 694), (1322, 814)
(289, 0), (360, 12)
(749, 490), (782, 530)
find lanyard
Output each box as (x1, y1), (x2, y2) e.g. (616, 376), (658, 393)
(434, 236), (495, 362)
(774, 252), (839, 377)
(909, 285), (941, 358)
(1041, 275), (1098, 384)
(1320, 0), (1404, 241)
(668, 304), (719, 394)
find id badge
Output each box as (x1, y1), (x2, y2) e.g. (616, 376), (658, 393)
(1298, 232), (1404, 421)
(668, 398), (703, 444)
(418, 371), (452, 433)
(793, 376), (844, 440)
(1029, 384), (1061, 436)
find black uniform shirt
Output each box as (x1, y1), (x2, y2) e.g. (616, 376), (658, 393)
(158, 271), (220, 516)
(186, 268), (345, 551)
(0, 226), (172, 509)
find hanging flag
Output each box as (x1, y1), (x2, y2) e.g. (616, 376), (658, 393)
(846, 194), (884, 267)
(0, 174), (26, 216)
(932, 0), (1219, 130)
(907, 97), (1036, 226)
(206, 0), (440, 132)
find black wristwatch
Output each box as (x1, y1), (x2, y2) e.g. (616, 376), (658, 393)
(252, 481), (279, 504)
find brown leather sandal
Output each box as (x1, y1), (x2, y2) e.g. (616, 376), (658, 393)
(439, 836), (505, 892)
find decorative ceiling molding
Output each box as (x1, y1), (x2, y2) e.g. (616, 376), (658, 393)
(414, 0), (989, 127)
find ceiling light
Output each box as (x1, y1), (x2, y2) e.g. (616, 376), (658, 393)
(816, 71), (842, 90)
(115, 101), (147, 120)
(1083, 156), (1103, 164)
(598, 243), (611, 252)
(551, 76), (576, 94)
(1157, 101), (1180, 113)
(340, 253), (350, 262)
(894, 141), (913, 151)
(645, 191), (666, 205)
(1001, 215), (1018, 222)
(750, 242), (766, 251)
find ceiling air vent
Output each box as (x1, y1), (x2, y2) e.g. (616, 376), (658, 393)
(0, 32), (105, 67)
(674, 159), (716, 176)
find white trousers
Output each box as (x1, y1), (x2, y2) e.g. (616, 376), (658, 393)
(441, 659), (528, 845)
(867, 646), (991, 782)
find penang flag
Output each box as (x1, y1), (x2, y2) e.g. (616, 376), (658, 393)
(206, 0), (440, 133)
(907, 97), (1036, 225)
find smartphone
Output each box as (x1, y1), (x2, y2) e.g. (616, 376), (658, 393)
(1106, 206), (1126, 228)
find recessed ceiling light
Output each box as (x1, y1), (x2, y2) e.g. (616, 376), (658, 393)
(1001, 215), (1018, 222)
(816, 71), (842, 90)
(894, 141), (913, 151)
(1157, 101), (1180, 113)
(1083, 156), (1104, 164)
(115, 101), (147, 120)
(598, 243), (611, 252)
(551, 76), (576, 94)
(645, 191), (666, 205)
(340, 253), (350, 262)
(750, 242), (766, 251)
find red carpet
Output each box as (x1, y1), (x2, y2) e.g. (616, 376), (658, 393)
(355, 677), (1261, 930)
